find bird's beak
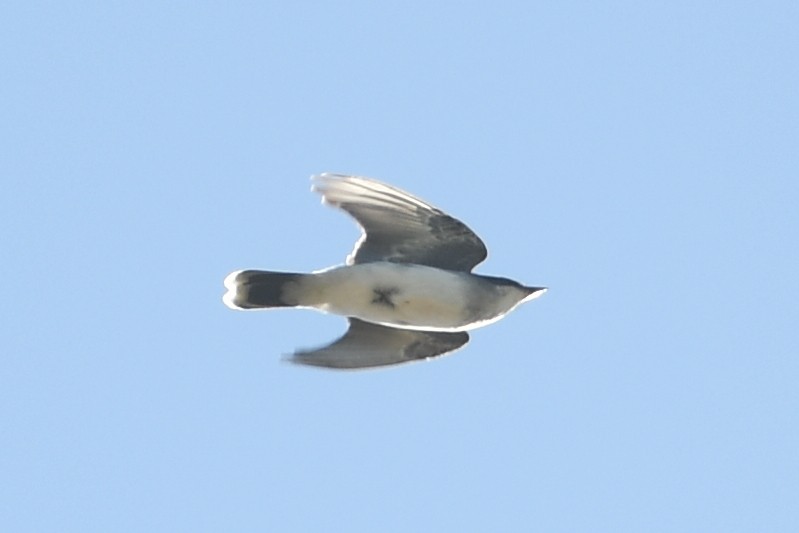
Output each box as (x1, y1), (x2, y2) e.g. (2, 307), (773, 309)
(523, 286), (547, 302)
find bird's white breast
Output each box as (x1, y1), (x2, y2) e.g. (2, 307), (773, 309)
(294, 263), (474, 331)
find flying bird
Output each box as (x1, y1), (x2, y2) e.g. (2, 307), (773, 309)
(223, 173), (546, 369)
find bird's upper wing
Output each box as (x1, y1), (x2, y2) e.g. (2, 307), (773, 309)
(312, 173), (488, 272)
(290, 318), (469, 370)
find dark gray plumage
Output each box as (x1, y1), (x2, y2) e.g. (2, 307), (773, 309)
(313, 174), (488, 271)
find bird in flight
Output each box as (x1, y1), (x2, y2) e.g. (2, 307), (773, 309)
(223, 173), (547, 369)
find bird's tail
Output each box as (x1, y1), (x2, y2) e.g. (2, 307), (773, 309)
(223, 270), (307, 310)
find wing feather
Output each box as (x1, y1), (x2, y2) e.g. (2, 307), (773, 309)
(291, 318), (469, 369)
(312, 173), (488, 271)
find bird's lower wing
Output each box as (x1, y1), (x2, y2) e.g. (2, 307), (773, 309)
(290, 318), (469, 370)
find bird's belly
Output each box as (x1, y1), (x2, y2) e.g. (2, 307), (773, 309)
(367, 289), (466, 330)
(308, 263), (473, 331)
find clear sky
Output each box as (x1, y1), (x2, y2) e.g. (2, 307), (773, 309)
(2, 2), (797, 532)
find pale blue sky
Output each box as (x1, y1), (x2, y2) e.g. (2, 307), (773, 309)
(2, 2), (797, 532)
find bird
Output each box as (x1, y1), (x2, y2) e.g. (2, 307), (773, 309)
(223, 173), (547, 370)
